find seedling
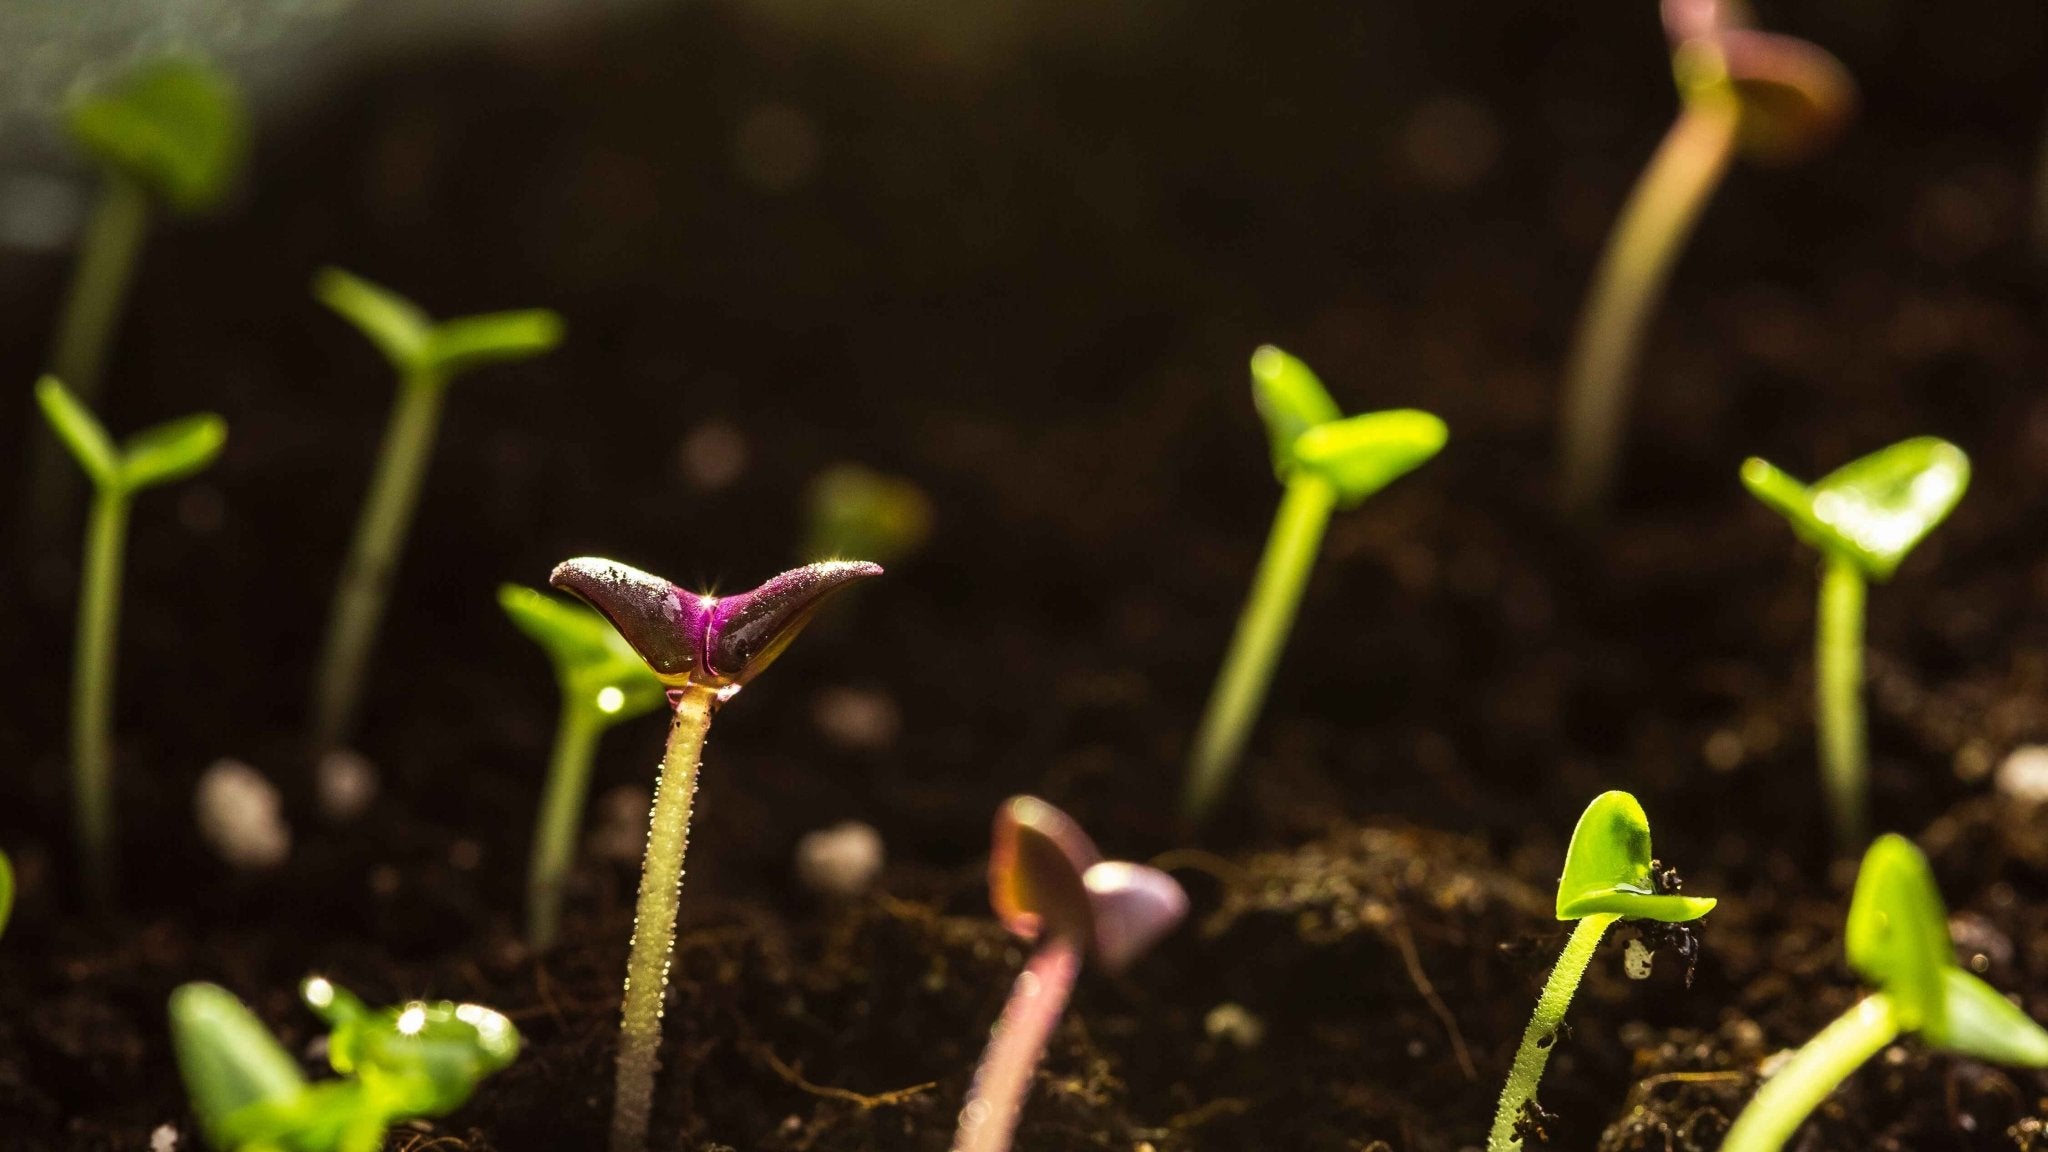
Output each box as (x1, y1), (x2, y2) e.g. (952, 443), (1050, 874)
(1555, 0), (1855, 514)
(1487, 791), (1716, 1152)
(1721, 834), (2048, 1152)
(550, 556), (881, 1152)
(170, 976), (519, 1152)
(804, 463), (934, 565)
(0, 849), (14, 941)
(37, 375), (225, 904)
(1742, 437), (1968, 848)
(309, 268), (564, 752)
(498, 584), (666, 950)
(1182, 345), (1446, 829)
(953, 796), (1188, 1152)
(20, 56), (247, 550)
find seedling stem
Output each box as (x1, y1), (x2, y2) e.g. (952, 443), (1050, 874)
(73, 486), (131, 904)
(1487, 913), (1620, 1152)
(50, 172), (151, 408)
(527, 697), (604, 944)
(1556, 97), (1738, 513)
(313, 363), (446, 751)
(1720, 995), (1897, 1152)
(1817, 553), (1866, 842)
(1183, 471), (1337, 823)
(611, 681), (715, 1152)
(955, 937), (1083, 1152)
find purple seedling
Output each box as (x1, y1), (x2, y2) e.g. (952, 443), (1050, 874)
(1555, 0), (1855, 515)
(549, 556), (880, 1152)
(951, 796), (1188, 1152)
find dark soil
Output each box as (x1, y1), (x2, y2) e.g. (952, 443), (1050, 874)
(3, 0), (2048, 1148)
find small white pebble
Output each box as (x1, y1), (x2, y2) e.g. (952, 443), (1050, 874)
(1996, 746), (2048, 803)
(1624, 937), (1654, 980)
(590, 785), (652, 863)
(1203, 1002), (1266, 1048)
(195, 760), (291, 870)
(811, 686), (901, 750)
(316, 749), (379, 822)
(149, 1123), (178, 1152)
(795, 821), (885, 899)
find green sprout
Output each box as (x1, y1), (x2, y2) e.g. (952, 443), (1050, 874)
(1181, 345), (1446, 829)
(309, 268), (563, 753)
(1721, 834), (2048, 1152)
(0, 849), (14, 941)
(1487, 791), (1716, 1152)
(37, 375), (225, 905)
(1741, 437), (1969, 849)
(499, 584), (666, 951)
(1555, 1), (1854, 514)
(170, 976), (519, 1152)
(549, 556), (880, 1152)
(803, 463), (934, 565)
(21, 56), (247, 548)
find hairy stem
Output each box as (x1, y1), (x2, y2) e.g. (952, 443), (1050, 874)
(1816, 552), (1867, 850)
(311, 368), (448, 751)
(20, 171), (151, 564)
(1556, 98), (1740, 516)
(611, 684), (717, 1152)
(72, 488), (131, 906)
(1487, 913), (1620, 1152)
(526, 698), (605, 950)
(1720, 994), (1898, 1152)
(950, 937), (1082, 1152)
(1182, 473), (1337, 828)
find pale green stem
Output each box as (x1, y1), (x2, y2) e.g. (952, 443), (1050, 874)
(1181, 473), (1338, 828)
(1487, 913), (1620, 1152)
(1720, 994), (1898, 1152)
(73, 486), (132, 907)
(611, 683), (717, 1152)
(950, 937), (1082, 1152)
(527, 698), (606, 951)
(1816, 552), (1866, 850)
(21, 171), (152, 558)
(1556, 99), (1740, 517)
(311, 367), (448, 752)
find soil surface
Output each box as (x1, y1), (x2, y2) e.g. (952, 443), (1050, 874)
(2, 0), (2048, 1148)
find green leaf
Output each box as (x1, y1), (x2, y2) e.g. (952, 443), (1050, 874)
(66, 57), (248, 213)
(1844, 834), (1952, 1034)
(1555, 790), (1718, 923)
(35, 376), (120, 488)
(1930, 968), (2048, 1066)
(1250, 345), (1342, 482)
(121, 413), (226, 490)
(1290, 409), (1448, 507)
(429, 310), (565, 376)
(315, 268), (437, 373)
(1740, 438), (1969, 581)
(168, 983), (309, 1148)
(499, 585), (666, 722)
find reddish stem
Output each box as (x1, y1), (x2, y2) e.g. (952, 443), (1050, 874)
(950, 937), (1083, 1152)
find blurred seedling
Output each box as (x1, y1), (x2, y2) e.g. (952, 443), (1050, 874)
(21, 56), (247, 553)
(498, 584), (666, 950)
(1555, 0), (1854, 514)
(37, 375), (225, 905)
(1742, 437), (1968, 849)
(0, 849), (13, 941)
(1182, 345), (1446, 829)
(170, 976), (518, 1152)
(1721, 834), (2048, 1152)
(550, 556), (880, 1152)
(1487, 791), (1716, 1152)
(804, 463), (934, 565)
(310, 269), (563, 753)
(952, 796), (1187, 1152)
